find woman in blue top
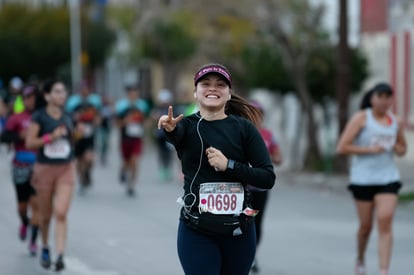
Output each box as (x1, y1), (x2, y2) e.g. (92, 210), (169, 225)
(336, 83), (407, 275)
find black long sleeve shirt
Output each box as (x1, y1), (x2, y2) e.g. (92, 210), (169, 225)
(165, 113), (276, 209)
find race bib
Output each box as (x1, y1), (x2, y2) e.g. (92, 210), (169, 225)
(82, 123), (94, 138)
(44, 139), (71, 159)
(370, 135), (396, 151)
(199, 182), (244, 215)
(126, 123), (144, 138)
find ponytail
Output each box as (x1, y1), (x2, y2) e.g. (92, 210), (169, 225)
(225, 93), (262, 126)
(359, 90), (373, 110)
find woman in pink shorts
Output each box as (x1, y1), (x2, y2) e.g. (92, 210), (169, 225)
(26, 79), (75, 272)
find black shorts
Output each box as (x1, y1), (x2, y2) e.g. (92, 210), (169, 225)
(348, 181), (402, 201)
(14, 182), (36, 202)
(74, 137), (95, 157)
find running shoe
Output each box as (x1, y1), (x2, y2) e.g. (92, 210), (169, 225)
(29, 242), (37, 256)
(40, 247), (51, 269)
(251, 259), (260, 273)
(19, 224), (27, 241)
(127, 187), (135, 197)
(85, 169), (92, 186)
(120, 169), (127, 184)
(55, 255), (65, 272)
(355, 263), (366, 275)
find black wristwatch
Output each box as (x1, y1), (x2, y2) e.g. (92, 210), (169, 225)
(227, 159), (235, 170)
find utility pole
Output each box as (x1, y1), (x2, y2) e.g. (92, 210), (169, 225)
(335, 0), (350, 173)
(69, 0), (82, 91)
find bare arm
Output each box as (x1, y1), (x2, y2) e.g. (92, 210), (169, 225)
(393, 117), (407, 157)
(271, 147), (282, 165)
(25, 122), (43, 150)
(26, 122), (67, 150)
(336, 111), (384, 155)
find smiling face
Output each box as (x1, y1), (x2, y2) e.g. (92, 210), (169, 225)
(194, 74), (230, 112)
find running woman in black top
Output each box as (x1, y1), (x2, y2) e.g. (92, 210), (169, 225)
(158, 64), (276, 275)
(26, 79), (75, 272)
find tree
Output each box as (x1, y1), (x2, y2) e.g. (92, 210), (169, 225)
(246, 0), (327, 170)
(334, 0), (351, 173)
(0, 4), (115, 84)
(140, 14), (197, 92)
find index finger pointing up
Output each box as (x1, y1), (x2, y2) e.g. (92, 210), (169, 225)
(168, 105), (173, 120)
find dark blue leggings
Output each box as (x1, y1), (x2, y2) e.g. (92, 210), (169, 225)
(177, 220), (256, 275)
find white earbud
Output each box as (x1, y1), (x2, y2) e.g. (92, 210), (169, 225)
(228, 95), (231, 100)
(194, 93), (197, 99)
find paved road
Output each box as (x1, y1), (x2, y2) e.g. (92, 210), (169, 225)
(0, 139), (413, 275)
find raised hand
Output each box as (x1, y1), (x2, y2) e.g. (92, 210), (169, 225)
(157, 106), (184, 132)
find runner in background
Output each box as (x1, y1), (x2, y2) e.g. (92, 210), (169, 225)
(26, 79), (76, 271)
(151, 89), (174, 182)
(249, 100), (282, 273)
(98, 95), (113, 166)
(66, 82), (102, 194)
(336, 83), (407, 275)
(5, 76), (24, 114)
(0, 85), (43, 256)
(115, 85), (149, 196)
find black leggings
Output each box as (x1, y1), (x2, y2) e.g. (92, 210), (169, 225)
(177, 220), (256, 275)
(251, 191), (269, 245)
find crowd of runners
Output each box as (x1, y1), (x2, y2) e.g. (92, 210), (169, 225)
(0, 67), (408, 275)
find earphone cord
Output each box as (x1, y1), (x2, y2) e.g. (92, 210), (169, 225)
(182, 116), (204, 213)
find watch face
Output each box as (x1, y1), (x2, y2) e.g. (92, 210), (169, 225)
(227, 159), (235, 170)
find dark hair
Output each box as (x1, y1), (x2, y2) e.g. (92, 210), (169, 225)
(359, 89), (374, 110)
(359, 82), (393, 110)
(226, 93), (263, 126)
(42, 78), (63, 94)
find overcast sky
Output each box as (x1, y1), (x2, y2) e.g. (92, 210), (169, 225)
(310, 0), (360, 46)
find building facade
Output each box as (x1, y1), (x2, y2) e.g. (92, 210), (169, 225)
(360, 0), (414, 128)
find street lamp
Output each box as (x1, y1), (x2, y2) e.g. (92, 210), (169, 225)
(69, 0), (82, 91)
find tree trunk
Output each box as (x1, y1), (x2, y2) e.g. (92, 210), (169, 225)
(162, 61), (179, 94)
(291, 64), (322, 170)
(334, 0), (350, 174)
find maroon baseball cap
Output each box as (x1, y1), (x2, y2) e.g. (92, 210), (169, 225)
(22, 85), (36, 97)
(194, 64), (232, 88)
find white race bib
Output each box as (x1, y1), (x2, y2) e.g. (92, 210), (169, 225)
(126, 123), (144, 137)
(199, 182), (244, 215)
(44, 139), (71, 159)
(370, 135), (396, 151)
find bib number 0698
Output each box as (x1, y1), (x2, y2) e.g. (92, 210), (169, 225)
(206, 194), (237, 212)
(199, 182), (244, 215)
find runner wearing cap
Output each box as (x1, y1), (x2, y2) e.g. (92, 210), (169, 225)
(336, 82), (407, 275)
(158, 63), (276, 275)
(115, 85), (149, 196)
(0, 85), (43, 256)
(26, 79), (75, 272)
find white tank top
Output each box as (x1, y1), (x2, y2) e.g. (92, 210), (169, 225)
(350, 108), (400, 185)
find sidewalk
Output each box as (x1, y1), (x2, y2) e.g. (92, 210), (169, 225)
(279, 157), (414, 196)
